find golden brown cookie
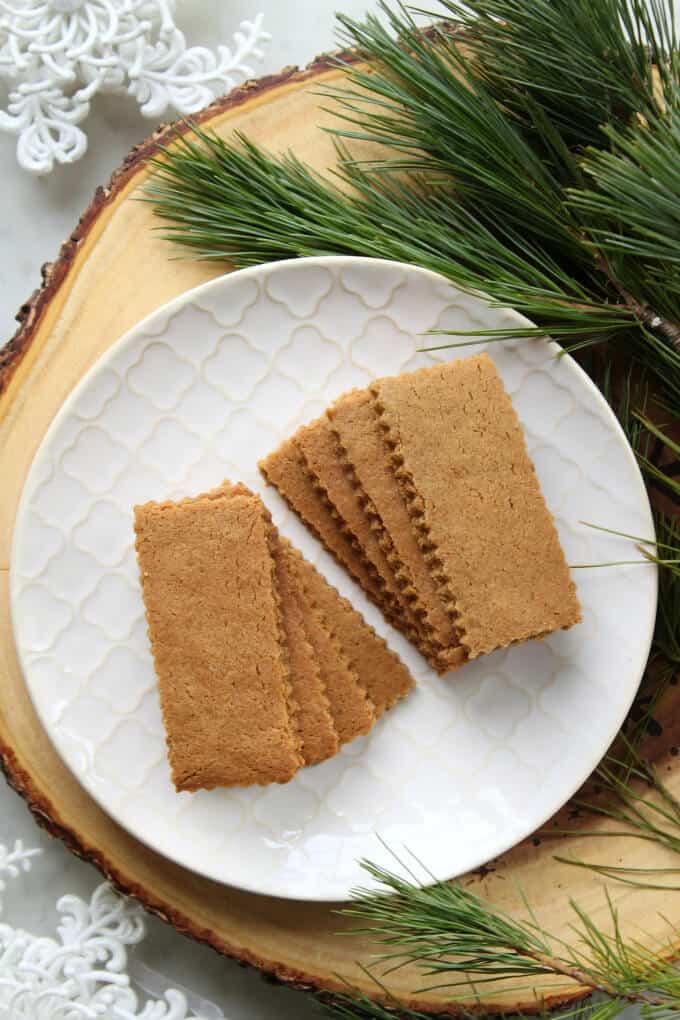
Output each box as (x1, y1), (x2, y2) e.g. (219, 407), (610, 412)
(328, 389), (464, 673)
(260, 424), (440, 670)
(259, 438), (381, 601)
(296, 417), (403, 611)
(288, 540), (415, 716)
(270, 535), (340, 764)
(372, 354), (581, 657)
(287, 546), (376, 746)
(134, 492), (303, 792)
(222, 482), (377, 752)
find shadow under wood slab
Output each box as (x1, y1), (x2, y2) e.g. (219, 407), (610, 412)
(0, 54), (679, 1015)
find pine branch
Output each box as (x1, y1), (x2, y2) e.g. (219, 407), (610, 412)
(417, 0), (677, 149)
(336, 856), (680, 1014)
(331, 2), (680, 355)
(146, 128), (635, 341)
(542, 733), (680, 893)
(147, 0), (680, 373)
(324, 765), (680, 1018)
(569, 95), (680, 346)
(323, 990), (432, 1019)
(323, 1000), (625, 1020)
(597, 258), (680, 354)
(331, 6), (589, 255)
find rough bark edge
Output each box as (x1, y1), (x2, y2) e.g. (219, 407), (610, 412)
(0, 45), (634, 1015)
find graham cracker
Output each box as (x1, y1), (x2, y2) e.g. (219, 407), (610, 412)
(296, 417), (405, 616)
(287, 545), (376, 745)
(260, 427), (436, 668)
(134, 492), (303, 792)
(328, 389), (465, 674)
(220, 481), (412, 739)
(269, 536), (340, 764)
(289, 540), (415, 717)
(372, 354), (582, 657)
(294, 415), (439, 663)
(259, 438), (382, 603)
(222, 480), (375, 752)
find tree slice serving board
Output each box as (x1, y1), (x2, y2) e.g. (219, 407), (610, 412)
(1, 55), (679, 1015)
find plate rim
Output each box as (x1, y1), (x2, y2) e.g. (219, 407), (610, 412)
(9, 255), (658, 901)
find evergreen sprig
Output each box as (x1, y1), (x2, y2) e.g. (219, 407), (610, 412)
(319, 855), (680, 1019)
(412, 0), (677, 147)
(146, 0), (680, 440)
(544, 738), (680, 891)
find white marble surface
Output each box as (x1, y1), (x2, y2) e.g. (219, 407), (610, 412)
(0, 4), (651, 1019)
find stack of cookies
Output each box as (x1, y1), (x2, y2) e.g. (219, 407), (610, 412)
(134, 353), (580, 792)
(261, 353), (581, 672)
(134, 482), (413, 792)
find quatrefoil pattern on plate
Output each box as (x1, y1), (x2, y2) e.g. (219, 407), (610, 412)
(10, 257), (656, 900)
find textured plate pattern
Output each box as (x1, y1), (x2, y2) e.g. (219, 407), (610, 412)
(10, 257), (656, 901)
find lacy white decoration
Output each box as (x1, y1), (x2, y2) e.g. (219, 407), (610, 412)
(0, 1), (270, 174)
(0, 839), (41, 895)
(0, 839), (225, 1018)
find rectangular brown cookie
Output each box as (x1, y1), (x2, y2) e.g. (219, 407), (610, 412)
(294, 416), (438, 665)
(222, 482), (412, 734)
(284, 541), (376, 745)
(287, 539), (415, 716)
(134, 492), (303, 792)
(268, 535), (340, 765)
(372, 354), (582, 657)
(222, 482), (372, 753)
(259, 438), (382, 603)
(295, 417), (405, 618)
(260, 429), (436, 669)
(328, 389), (464, 673)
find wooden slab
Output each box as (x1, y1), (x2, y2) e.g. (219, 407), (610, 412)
(1, 54), (679, 1015)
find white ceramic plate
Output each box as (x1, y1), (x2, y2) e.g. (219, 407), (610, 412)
(10, 257), (656, 901)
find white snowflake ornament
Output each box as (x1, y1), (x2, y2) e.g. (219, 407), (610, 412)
(0, 839), (40, 896)
(0, 1), (270, 174)
(0, 838), (227, 1018)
